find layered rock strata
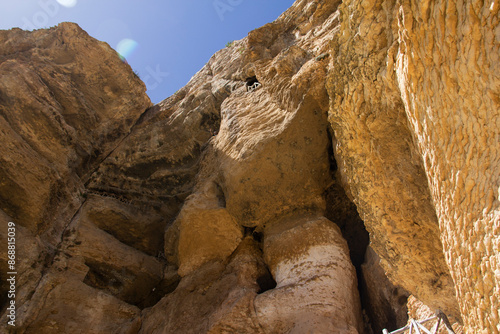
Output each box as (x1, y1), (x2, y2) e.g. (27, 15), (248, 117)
(0, 0), (498, 333)
(0, 22), (151, 332)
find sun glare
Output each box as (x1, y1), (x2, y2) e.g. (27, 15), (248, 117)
(56, 0), (77, 8)
(116, 38), (139, 61)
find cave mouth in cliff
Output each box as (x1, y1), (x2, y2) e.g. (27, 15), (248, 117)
(245, 76), (261, 92)
(325, 182), (369, 269)
(325, 131), (377, 330)
(325, 181), (374, 329)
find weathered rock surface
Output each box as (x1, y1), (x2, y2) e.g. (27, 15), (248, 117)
(328, 0), (500, 332)
(17, 272), (141, 334)
(0, 0), (499, 333)
(177, 206), (243, 277)
(255, 215), (363, 333)
(0, 22), (150, 241)
(394, 1), (500, 331)
(407, 295), (464, 334)
(0, 22), (151, 331)
(328, 0), (459, 320)
(140, 237), (268, 334)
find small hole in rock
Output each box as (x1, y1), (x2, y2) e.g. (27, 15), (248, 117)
(257, 269), (277, 294)
(243, 227), (263, 242)
(245, 76), (261, 92)
(252, 231), (263, 242)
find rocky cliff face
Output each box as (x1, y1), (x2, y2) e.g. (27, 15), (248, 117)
(329, 0), (499, 332)
(0, 22), (151, 332)
(0, 0), (498, 333)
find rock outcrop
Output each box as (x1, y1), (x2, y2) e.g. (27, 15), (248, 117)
(394, 1), (500, 331)
(329, 0), (499, 332)
(0, 0), (498, 333)
(328, 0), (459, 320)
(0, 22), (151, 332)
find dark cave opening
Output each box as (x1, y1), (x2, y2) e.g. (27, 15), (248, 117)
(243, 227), (276, 294)
(256, 268), (277, 294)
(245, 76), (259, 87)
(244, 226), (264, 243)
(324, 182), (369, 270)
(245, 76), (261, 92)
(83, 259), (179, 310)
(324, 129), (376, 333)
(325, 127), (368, 269)
(252, 230), (263, 243)
(325, 129), (409, 333)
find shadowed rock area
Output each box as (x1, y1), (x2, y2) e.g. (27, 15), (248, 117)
(0, 0), (499, 333)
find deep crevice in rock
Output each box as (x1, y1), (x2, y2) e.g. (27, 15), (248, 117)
(325, 132), (371, 331)
(326, 126), (338, 173)
(325, 128), (368, 268)
(256, 268), (277, 294)
(215, 182), (227, 208)
(244, 226), (264, 243)
(252, 230), (263, 243)
(82, 259), (169, 309)
(325, 179), (374, 332)
(324, 134), (409, 333)
(325, 182), (369, 269)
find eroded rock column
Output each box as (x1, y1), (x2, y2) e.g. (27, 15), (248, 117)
(255, 215), (363, 333)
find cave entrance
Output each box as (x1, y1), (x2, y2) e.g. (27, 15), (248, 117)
(325, 128), (369, 271)
(325, 129), (409, 333)
(245, 76), (261, 92)
(325, 182), (369, 274)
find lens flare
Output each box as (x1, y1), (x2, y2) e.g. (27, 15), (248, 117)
(116, 38), (139, 62)
(56, 0), (77, 8)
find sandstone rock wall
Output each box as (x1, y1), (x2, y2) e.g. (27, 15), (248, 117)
(328, 0), (499, 332)
(144, 1), (364, 332)
(394, 1), (500, 331)
(0, 0), (498, 333)
(0, 23), (150, 241)
(0, 22), (151, 329)
(327, 0), (460, 320)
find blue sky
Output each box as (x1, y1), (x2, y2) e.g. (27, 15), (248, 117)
(0, 0), (294, 103)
